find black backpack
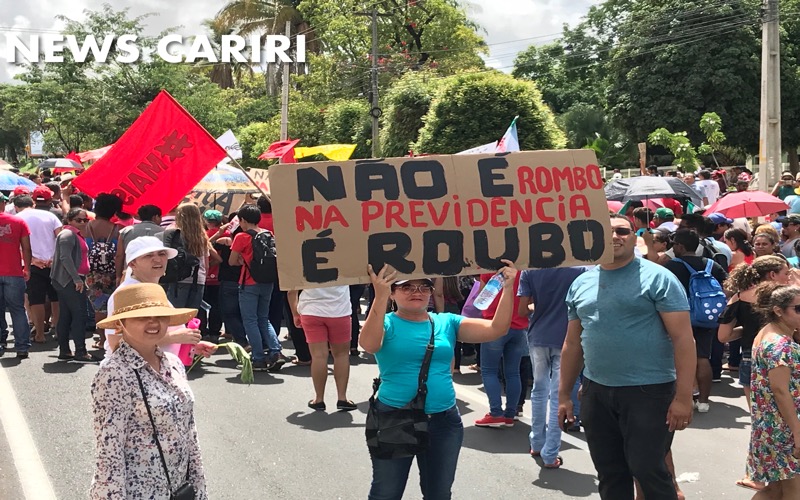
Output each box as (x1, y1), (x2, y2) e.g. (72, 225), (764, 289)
(160, 229), (201, 284)
(243, 229), (277, 284)
(699, 238), (729, 270)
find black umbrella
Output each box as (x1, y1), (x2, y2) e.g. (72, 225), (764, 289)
(604, 176), (704, 206)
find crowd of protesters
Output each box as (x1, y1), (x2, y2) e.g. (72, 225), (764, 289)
(2, 164), (800, 500)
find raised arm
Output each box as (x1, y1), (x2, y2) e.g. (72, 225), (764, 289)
(456, 260), (517, 343)
(359, 265), (397, 354)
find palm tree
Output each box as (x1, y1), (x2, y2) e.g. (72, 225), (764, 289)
(193, 17), (255, 89)
(216, 0), (318, 94)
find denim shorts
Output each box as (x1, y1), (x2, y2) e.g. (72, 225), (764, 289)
(739, 355), (752, 387)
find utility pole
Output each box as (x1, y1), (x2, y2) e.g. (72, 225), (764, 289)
(370, 9), (381, 158)
(280, 21), (291, 141)
(759, 0), (781, 191)
(356, 7), (387, 158)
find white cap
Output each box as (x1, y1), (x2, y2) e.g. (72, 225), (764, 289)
(126, 236), (178, 264)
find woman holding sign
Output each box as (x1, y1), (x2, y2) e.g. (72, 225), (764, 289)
(360, 262), (517, 500)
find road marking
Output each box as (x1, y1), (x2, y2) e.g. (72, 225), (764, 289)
(454, 382), (589, 452)
(0, 364), (57, 500)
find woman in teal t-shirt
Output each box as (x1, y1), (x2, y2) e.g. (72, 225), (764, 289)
(360, 261), (518, 500)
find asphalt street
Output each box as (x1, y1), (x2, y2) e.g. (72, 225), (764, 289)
(1, 316), (754, 500)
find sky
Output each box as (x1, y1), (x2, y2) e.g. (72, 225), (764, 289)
(0, 0), (602, 83)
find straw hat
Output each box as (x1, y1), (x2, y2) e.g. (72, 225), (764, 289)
(96, 283), (196, 329)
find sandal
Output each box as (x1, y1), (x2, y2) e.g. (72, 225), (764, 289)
(308, 400), (326, 411)
(735, 478), (765, 491)
(530, 450), (541, 458)
(542, 456), (563, 469)
(291, 359), (312, 366)
(92, 341), (103, 350)
(336, 400), (357, 411)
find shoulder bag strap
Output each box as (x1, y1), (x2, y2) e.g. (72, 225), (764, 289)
(133, 369), (173, 493)
(415, 317), (437, 398)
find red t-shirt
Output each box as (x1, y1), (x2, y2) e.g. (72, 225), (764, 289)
(0, 213), (30, 277)
(479, 272), (528, 330)
(259, 213), (274, 233)
(231, 231), (256, 285)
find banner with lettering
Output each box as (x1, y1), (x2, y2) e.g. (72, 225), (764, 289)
(72, 90), (228, 214)
(269, 150), (613, 290)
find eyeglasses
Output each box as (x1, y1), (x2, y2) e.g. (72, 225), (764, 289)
(71, 218), (89, 223)
(395, 284), (434, 294)
(611, 227), (632, 236)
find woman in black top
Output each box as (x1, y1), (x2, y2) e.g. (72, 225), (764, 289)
(719, 255), (790, 492)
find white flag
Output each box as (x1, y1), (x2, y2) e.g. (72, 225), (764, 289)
(457, 141), (498, 155)
(216, 129), (242, 160)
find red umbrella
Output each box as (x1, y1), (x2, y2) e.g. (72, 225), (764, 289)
(704, 191), (788, 218)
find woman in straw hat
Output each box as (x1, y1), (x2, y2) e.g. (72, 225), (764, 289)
(90, 283), (207, 499)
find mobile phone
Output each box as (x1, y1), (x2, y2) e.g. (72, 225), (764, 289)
(636, 228), (652, 237)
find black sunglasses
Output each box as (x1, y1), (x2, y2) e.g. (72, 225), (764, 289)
(611, 227), (632, 236)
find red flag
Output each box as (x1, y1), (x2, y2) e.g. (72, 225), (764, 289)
(72, 91), (227, 214)
(258, 139), (300, 161)
(65, 151), (83, 165)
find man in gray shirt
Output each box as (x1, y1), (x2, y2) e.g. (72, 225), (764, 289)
(114, 205), (164, 283)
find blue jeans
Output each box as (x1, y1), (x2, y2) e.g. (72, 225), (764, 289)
(529, 345), (572, 464)
(238, 283), (280, 362)
(0, 276), (29, 353)
(480, 328), (528, 418)
(53, 281), (88, 356)
(219, 281), (247, 346)
(368, 401), (463, 500)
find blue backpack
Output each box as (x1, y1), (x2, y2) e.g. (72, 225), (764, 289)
(673, 258), (726, 328)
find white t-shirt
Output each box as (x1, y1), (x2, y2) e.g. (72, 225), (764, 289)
(697, 180), (720, 205)
(4, 204), (16, 214)
(103, 275), (182, 359)
(657, 221), (678, 232)
(16, 208), (62, 260)
(297, 286), (351, 318)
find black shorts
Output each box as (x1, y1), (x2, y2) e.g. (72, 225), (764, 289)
(27, 266), (58, 305)
(693, 327), (715, 359)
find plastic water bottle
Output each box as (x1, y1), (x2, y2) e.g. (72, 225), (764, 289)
(178, 318), (201, 367)
(473, 273), (505, 311)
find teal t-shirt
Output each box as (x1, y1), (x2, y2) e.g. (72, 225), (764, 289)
(376, 312), (463, 413)
(566, 258), (690, 387)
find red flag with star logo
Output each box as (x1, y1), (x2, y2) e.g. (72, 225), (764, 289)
(72, 90), (228, 214)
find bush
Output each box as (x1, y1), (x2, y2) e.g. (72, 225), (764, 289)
(320, 99), (371, 159)
(415, 72), (566, 154)
(380, 70), (445, 157)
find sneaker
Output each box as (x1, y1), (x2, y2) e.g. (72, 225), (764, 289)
(16, 351), (29, 360)
(252, 360), (270, 371)
(475, 414), (509, 428)
(504, 417), (515, 426)
(696, 402), (710, 413)
(266, 354), (286, 372)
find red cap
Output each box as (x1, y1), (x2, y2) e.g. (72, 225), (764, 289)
(12, 186), (30, 196)
(32, 186), (53, 202)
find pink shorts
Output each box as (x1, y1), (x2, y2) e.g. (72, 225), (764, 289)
(300, 315), (352, 344)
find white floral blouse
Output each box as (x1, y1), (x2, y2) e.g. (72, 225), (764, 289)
(90, 341), (207, 499)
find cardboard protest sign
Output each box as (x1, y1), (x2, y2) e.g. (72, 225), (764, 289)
(246, 168), (270, 195)
(270, 150), (613, 290)
(181, 191), (257, 215)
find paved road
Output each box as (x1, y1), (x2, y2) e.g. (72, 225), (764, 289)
(1, 319), (753, 499)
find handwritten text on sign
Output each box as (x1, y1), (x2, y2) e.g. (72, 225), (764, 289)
(269, 150), (612, 290)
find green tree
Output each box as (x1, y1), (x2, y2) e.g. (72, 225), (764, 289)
(320, 100), (371, 159)
(414, 72), (566, 154)
(606, 0), (761, 150)
(379, 70), (444, 157)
